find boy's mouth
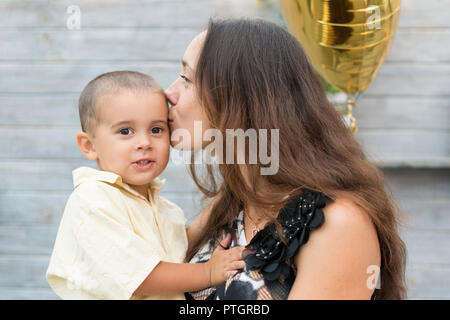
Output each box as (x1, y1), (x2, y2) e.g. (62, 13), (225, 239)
(133, 159), (155, 170)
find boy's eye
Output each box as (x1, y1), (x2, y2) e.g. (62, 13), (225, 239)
(151, 127), (164, 134)
(118, 128), (132, 135)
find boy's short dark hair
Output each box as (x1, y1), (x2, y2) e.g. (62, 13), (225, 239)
(78, 70), (164, 134)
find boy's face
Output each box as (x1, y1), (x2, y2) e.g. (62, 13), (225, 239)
(90, 89), (170, 189)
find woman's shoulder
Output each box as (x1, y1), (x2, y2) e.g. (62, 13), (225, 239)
(289, 194), (381, 298)
(319, 194), (378, 240)
(299, 193), (380, 255)
(323, 195), (380, 259)
(246, 191), (377, 254)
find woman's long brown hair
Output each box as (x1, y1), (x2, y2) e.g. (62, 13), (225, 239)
(186, 17), (407, 299)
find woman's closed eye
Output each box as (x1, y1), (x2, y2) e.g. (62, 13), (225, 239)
(180, 74), (191, 84)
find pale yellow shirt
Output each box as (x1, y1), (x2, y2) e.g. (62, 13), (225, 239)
(46, 166), (188, 300)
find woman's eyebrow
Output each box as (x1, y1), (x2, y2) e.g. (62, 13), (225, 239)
(182, 59), (193, 72)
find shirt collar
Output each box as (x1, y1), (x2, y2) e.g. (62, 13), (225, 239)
(72, 166), (165, 200)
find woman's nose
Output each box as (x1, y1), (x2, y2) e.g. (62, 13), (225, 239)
(165, 79), (179, 106)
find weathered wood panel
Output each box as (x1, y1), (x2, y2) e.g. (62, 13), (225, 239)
(0, 196), (205, 256)
(2, 255), (450, 299)
(1, 94), (449, 130)
(0, 0), (448, 28)
(1, 28), (448, 63)
(0, 63), (180, 93)
(0, 0), (448, 300)
(365, 63), (450, 96)
(388, 28), (450, 63)
(1, 127), (448, 165)
(0, 127), (82, 159)
(0, 255), (51, 288)
(0, 0), (281, 28)
(1, 62), (448, 96)
(2, 167), (447, 224)
(0, 190), (203, 225)
(397, 0), (450, 28)
(0, 160), (198, 193)
(0, 29), (196, 61)
(355, 96), (450, 130)
(0, 287), (59, 300)
(0, 95), (79, 126)
(406, 264), (450, 299)
(396, 198), (450, 232)
(3, 190), (449, 231)
(399, 229), (450, 265)
(1, 221), (448, 264)
(381, 168), (450, 199)
(355, 130), (450, 167)
(0, 225), (57, 255)
(0, 192), (68, 225)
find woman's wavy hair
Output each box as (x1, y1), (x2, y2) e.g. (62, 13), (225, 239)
(186, 17), (407, 300)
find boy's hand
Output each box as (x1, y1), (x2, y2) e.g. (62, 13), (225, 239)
(205, 234), (246, 286)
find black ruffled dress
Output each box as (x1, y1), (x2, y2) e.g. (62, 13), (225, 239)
(186, 190), (379, 300)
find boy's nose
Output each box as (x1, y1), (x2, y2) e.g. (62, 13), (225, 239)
(136, 134), (153, 150)
(165, 79), (179, 106)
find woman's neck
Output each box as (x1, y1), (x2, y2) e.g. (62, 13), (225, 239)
(244, 202), (278, 223)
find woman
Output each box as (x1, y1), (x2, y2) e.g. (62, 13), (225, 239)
(165, 17), (407, 300)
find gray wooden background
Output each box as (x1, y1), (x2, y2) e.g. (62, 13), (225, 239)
(0, 0), (448, 299)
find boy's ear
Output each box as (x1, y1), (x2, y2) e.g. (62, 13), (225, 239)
(76, 132), (98, 161)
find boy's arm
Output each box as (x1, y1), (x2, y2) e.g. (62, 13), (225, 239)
(133, 261), (209, 297)
(133, 235), (245, 297)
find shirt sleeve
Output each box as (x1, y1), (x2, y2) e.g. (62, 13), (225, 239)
(47, 184), (163, 300)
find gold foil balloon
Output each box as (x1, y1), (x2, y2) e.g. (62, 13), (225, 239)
(279, 0), (401, 132)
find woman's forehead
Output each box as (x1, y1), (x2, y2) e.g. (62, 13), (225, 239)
(182, 31), (207, 70)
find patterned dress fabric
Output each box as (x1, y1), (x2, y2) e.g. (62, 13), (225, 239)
(185, 190), (382, 300)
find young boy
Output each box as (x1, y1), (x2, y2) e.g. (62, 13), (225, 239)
(46, 71), (245, 300)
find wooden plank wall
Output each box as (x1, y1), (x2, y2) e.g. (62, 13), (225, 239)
(0, 0), (448, 299)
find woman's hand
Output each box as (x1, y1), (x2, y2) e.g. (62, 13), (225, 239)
(204, 234), (246, 286)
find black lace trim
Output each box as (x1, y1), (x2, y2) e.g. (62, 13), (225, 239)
(243, 190), (332, 282)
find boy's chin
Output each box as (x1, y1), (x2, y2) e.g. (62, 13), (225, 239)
(126, 176), (156, 186)
(126, 170), (162, 185)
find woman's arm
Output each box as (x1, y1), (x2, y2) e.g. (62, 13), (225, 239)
(288, 197), (381, 300)
(186, 194), (221, 252)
